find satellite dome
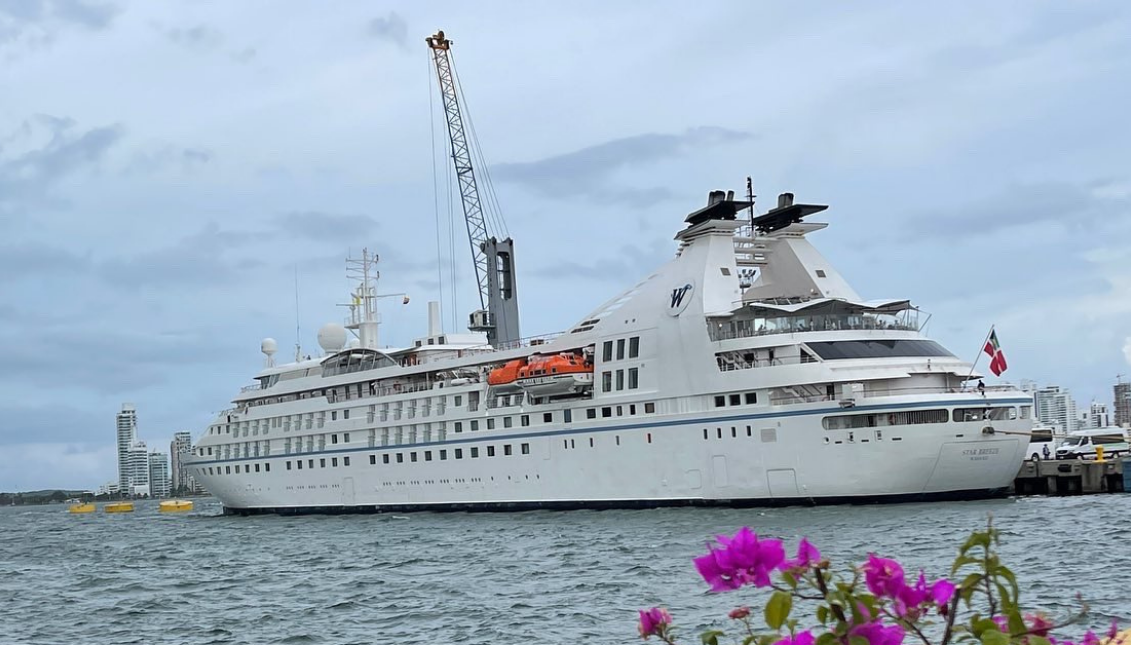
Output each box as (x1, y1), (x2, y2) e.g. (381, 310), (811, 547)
(317, 323), (348, 352)
(347, 338), (361, 349)
(261, 338), (278, 356)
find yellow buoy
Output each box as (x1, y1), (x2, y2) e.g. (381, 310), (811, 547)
(104, 501), (134, 513)
(68, 502), (95, 514)
(159, 500), (193, 513)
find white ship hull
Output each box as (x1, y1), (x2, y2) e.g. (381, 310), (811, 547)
(187, 189), (1032, 514)
(193, 395), (1029, 514)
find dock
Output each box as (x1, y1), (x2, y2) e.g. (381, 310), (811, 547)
(1012, 458), (1128, 496)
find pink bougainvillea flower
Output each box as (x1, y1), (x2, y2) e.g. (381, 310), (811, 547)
(774, 631), (816, 645)
(992, 616), (1010, 633)
(1083, 631), (1101, 645)
(930, 578), (956, 607)
(782, 538), (821, 572)
(637, 607), (672, 640)
(728, 606), (751, 620)
(862, 554), (906, 599)
(851, 620), (906, 645)
(1026, 613), (1054, 638)
(694, 527), (785, 592)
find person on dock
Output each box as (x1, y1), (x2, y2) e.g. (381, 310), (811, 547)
(977, 379), (985, 396)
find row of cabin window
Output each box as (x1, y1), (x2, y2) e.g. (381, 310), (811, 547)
(201, 401), (661, 457)
(585, 401), (655, 419)
(714, 392), (758, 407)
(365, 443), (532, 465)
(705, 426), (757, 439)
(602, 336), (641, 362)
(207, 462), (276, 475)
(600, 367), (640, 393)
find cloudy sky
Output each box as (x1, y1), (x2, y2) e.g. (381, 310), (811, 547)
(2, 1), (1129, 491)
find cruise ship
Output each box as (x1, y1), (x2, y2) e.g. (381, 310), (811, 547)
(187, 189), (1033, 514)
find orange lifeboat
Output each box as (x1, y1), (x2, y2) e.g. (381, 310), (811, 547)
(487, 359), (526, 387)
(515, 353), (594, 397)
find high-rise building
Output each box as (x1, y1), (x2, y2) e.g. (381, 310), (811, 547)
(1034, 386), (1078, 434)
(148, 452), (170, 498)
(1114, 381), (1131, 427)
(125, 440), (151, 496)
(116, 404), (138, 492)
(1088, 401), (1111, 428)
(170, 432), (193, 494)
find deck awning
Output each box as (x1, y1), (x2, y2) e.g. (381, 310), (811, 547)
(746, 298), (912, 314)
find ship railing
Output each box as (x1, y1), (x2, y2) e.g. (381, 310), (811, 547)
(768, 384), (1026, 406)
(464, 331), (566, 353)
(708, 315), (919, 342)
(239, 383), (261, 393)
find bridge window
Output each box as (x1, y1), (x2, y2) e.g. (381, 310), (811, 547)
(807, 340), (952, 360)
(602, 341), (613, 362)
(616, 339), (626, 360)
(629, 336), (639, 358)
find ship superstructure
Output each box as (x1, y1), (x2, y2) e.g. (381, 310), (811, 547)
(187, 189), (1032, 514)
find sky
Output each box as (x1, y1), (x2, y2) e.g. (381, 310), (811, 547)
(1, 1), (1130, 491)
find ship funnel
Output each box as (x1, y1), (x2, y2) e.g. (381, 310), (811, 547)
(708, 190), (726, 206)
(776, 192), (794, 209)
(428, 301), (443, 337)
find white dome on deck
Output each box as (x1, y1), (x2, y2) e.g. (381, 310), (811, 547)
(261, 338), (278, 356)
(317, 323), (347, 353)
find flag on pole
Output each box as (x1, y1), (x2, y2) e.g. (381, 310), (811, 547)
(982, 330), (1008, 376)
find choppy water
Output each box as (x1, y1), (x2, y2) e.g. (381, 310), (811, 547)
(0, 496), (1128, 645)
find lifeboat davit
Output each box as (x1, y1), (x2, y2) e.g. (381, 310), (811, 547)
(514, 353), (594, 397)
(487, 359), (526, 390)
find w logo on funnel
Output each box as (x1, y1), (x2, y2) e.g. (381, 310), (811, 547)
(668, 283), (694, 315)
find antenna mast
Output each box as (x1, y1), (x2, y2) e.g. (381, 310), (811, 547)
(294, 265), (302, 362)
(341, 249), (409, 349)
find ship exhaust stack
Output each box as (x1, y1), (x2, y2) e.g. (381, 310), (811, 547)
(428, 301), (443, 337)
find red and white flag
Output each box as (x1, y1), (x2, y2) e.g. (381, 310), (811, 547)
(982, 329), (1008, 376)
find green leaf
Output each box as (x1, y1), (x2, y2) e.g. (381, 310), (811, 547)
(764, 591), (793, 630)
(996, 565), (1021, 602)
(996, 583), (1017, 613)
(856, 594), (877, 619)
(817, 606), (829, 625)
(959, 531), (992, 556)
(981, 629), (1009, 645)
(701, 629), (725, 645)
(781, 569), (799, 589)
(815, 633), (839, 645)
(1006, 610), (1024, 637)
(1027, 638), (1053, 645)
(950, 554), (982, 575)
(971, 618), (998, 638)
(743, 636), (758, 645)
(850, 636), (871, 645)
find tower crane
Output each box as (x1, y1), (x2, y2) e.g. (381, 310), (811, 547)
(426, 29), (521, 348)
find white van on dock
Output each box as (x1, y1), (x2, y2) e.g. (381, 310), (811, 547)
(1054, 428), (1130, 460)
(1025, 427), (1060, 461)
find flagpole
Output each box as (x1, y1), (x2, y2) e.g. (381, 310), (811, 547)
(964, 324), (995, 390)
